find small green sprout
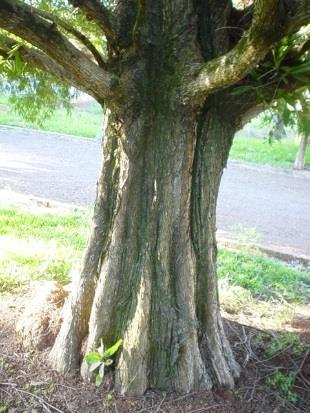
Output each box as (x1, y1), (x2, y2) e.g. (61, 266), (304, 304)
(85, 339), (123, 386)
(267, 371), (298, 403)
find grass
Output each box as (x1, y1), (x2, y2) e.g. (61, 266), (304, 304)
(0, 207), (90, 292)
(230, 136), (310, 169)
(0, 205), (308, 411)
(0, 208), (89, 250)
(0, 95), (103, 138)
(0, 204), (309, 309)
(218, 249), (310, 303)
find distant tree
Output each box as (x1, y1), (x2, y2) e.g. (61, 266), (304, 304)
(263, 91), (309, 169)
(0, 0), (309, 396)
(294, 133), (308, 169)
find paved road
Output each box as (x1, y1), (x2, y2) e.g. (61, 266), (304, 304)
(0, 126), (309, 258)
(217, 162), (310, 259)
(0, 126), (99, 206)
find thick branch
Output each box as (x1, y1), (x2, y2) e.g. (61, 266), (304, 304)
(0, 35), (104, 101)
(68, 0), (117, 45)
(34, 7), (106, 68)
(189, 0), (310, 102)
(0, 0), (119, 102)
(234, 78), (308, 129)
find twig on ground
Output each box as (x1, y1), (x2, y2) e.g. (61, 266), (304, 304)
(17, 388), (64, 413)
(55, 383), (78, 391)
(249, 367), (259, 401)
(295, 348), (310, 387)
(0, 382), (65, 413)
(154, 394), (166, 412)
(188, 405), (222, 413)
(256, 343), (294, 364)
(170, 391), (199, 403)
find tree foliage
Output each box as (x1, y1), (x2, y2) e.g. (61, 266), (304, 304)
(0, 50), (75, 124)
(0, 1), (309, 123)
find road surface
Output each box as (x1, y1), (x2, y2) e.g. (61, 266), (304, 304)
(0, 126), (309, 258)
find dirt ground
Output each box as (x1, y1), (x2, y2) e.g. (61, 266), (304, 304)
(0, 290), (309, 413)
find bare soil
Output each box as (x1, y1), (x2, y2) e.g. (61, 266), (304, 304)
(0, 290), (309, 413)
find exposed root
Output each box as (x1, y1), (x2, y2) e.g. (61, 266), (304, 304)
(115, 267), (151, 395)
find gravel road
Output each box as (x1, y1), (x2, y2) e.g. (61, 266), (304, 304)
(1, 126), (309, 258)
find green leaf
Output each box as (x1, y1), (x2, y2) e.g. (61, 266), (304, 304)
(95, 373), (103, 387)
(103, 339), (123, 357)
(99, 363), (105, 378)
(231, 85), (254, 96)
(85, 352), (101, 365)
(291, 73), (309, 83)
(13, 50), (23, 74)
(289, 62), (310, 75)
(104, 358), (113, 367)
(89, 361), (102, 372)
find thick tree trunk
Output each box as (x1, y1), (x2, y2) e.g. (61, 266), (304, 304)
(51, 0), (240, 396)
(51, 98), (239, 395)
(294, 133), (308, 170)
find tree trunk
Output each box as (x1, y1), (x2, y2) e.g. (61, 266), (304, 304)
(51, 1), (240, 396)
(294, 133), (308, 170)
(51, 97), (239, 395)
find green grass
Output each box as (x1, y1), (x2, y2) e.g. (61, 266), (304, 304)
(218, 249), (310, 303)
(0, 96), (103, 138)
(1, 204), (309, 307)
(0, 256), (72, 293)
(230, 136), (310, 169)
(0, 207), (90, 292)
(0, 208), (89, 250)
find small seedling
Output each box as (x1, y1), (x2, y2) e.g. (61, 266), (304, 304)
(0, 404), (8, 413)
(267, 371), (298, 403)
(85, 339), (123, 386)
(265, 332), (305, 357)
(104, 393), (115, 408)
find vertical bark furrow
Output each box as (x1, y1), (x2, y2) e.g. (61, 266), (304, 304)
(52, 2), (242, 395)
(115, 251), (152, 395)
(82, 153), (146, 360)
(191, 100), (240, 386)
(50, 110), (121, 373)
(82, 111), (157, 387)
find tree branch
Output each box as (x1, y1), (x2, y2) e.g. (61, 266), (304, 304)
(234, 77), (308, 129)
(68, 0), (117, 45)
(34, 7), (107, 68)
(0, 0), (119, 102)
(189, 0), (310, 103)
(0, 35), (104, 101)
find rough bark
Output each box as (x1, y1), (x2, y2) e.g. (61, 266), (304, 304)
(294, 133), (309, 170)
(50, 110), (120, 372)
(49, 1), (243, 394)
(192, 96), (241, 387)
(54, 99), (240, 396)
(188, 0), (310, 102)
(1, 0), (308, 398)
(83, 106), (211, 395)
